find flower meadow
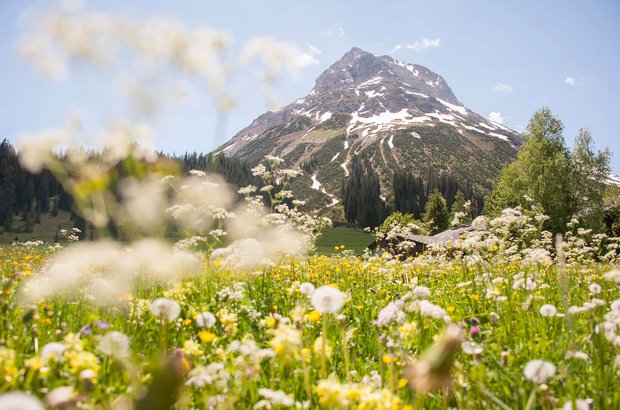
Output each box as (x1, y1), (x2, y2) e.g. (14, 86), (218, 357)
(3, 4), (620, 409)
(2, 227), (620, 409)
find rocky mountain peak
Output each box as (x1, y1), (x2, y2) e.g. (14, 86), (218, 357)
(216, 48), (523, 211)
(313, 47), (460, 105)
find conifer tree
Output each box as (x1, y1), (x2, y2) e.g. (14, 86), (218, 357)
(423, 189), (450, 234)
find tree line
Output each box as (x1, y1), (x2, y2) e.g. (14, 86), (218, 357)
(341, 155), (482, 230)
(0, 142), (255, 237)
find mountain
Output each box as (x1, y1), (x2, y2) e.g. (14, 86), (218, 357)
(216, 47), (522, 213)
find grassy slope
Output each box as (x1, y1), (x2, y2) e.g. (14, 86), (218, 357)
(314, 227), (374, 256)
(0, 210), (74, 244)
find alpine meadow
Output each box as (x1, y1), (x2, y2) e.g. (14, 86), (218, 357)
(2, 2), (620, 410)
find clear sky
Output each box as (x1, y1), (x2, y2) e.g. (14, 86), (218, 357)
(2, 0), (620, 173)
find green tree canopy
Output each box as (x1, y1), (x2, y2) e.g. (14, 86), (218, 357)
(485, 107), (611, 233)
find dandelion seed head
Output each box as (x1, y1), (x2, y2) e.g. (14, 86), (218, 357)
(311, 286), (345, 314)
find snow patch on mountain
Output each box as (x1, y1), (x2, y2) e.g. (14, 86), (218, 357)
(437, 98), (467, 116)
(318, 112), (332, 123)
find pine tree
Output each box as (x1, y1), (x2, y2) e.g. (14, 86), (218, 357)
(450, 190), (472, 226)
(423, 189), (450, 234)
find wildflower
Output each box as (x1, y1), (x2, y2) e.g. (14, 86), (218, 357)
(254, 388), (295, 408)
(461, 341), (483, 356)
(40, 342), (68, 363)
(311, 286), (346, 314)
(561, 399), (590, 410)
(539, 304), (558, 318)
(182, 340), (204, 357)
(313, 335), (332, 358)
(306, 310), (321, 322)
(45, 386), (77, 408)
(150, 298), (181, 322)
(198, 331), (216, 344)
(98, 331), (131, 359)
(469, 326), (480, 337)
(375, 302), (403, 327)
(413, 286), (431, 299)
(270, 324), (302, 357)
(0, 392), (45, 410)
(566, 351), (589, 361)
(299, 282), (315, 297)
(196, 312), (216, 328)
(523, 360), (556, 384)
(603, 299), (620, 345)
(603, 269), (620, 283)
(589, 283), (602, 294)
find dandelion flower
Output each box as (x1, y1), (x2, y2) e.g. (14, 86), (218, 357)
(311, 286), (345, 314)
(375, 302), (403, 327)
(539, 304), (557, 317)
(523, 360), (556, 384)
(40, 342), (68, 363)
(196, 312), (216, 328)
(413, 286), (431, 300)
(98, 331), (131, 359)
(462, 341), (483, 355)
(299, 282), (315, 297)
(0, 392), (45, 410)
(150, 298), (181, 321)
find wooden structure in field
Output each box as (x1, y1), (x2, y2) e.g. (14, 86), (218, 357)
(368, 225), (479, 257)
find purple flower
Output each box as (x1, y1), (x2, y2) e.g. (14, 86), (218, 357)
(470, 326), (480, 337)
(80, 325), (91, 335)
(94, 320), (110, 329)
(470, 316), (480, 325)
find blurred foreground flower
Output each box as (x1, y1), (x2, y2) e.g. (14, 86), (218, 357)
(0, 392), (45, 410)
(406, 324), (464, 394)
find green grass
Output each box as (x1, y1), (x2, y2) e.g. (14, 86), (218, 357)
(314, 226), (374, 255)
(0, 210), (73, 244)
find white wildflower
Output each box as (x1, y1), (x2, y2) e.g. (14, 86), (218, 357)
(375, 302), (403, 327)
(603, 269), (620, 283)
(45, 386), (76, 408)
(196, 312), (217, 328)
(413, 286), (431, 300)
(311, 286), (346, 314)
(254, 388), (295, 408)
(299, 282), (315, 297)
(0, 392), (45, 410)
(523, 359), (556, 384)
(539, 304), (557, 318)
(561, 399), (590, 410)
(98, 331), (131, 359)
(461, 341), (483, 355)
(150, 298), (181, 321)
(40, 342), (68, 363)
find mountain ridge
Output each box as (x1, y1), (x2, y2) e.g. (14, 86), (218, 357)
(216, 47), (523, 214)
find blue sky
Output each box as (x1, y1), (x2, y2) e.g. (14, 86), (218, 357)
(1, 0), (620, 173)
